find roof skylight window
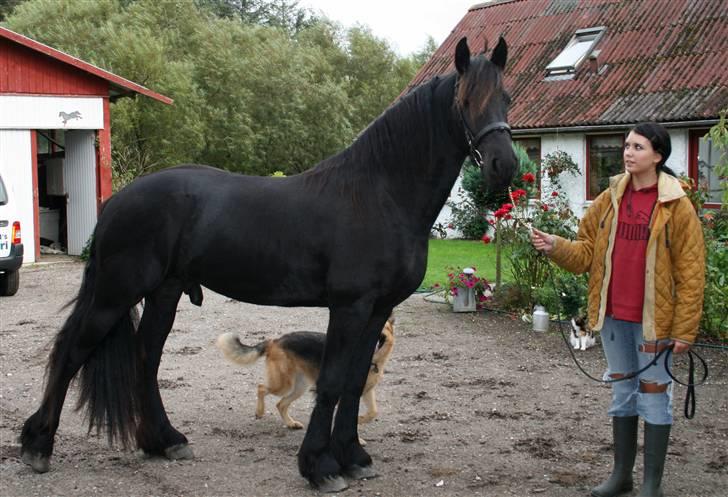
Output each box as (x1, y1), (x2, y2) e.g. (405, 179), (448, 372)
(546, 27), (605, 76)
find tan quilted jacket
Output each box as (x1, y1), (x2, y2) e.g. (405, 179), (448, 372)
(548, 172), (705, 344)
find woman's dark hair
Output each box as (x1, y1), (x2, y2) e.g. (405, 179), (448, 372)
(631, 122), (676, 177)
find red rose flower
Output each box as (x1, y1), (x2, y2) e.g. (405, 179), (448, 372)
(481, 234), (491, 244)
(551, 191), (559, 197)
(541, 204), (549, 211)
(521, 172), (536, 183)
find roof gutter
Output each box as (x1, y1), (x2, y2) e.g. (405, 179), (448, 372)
(512, 120), (720, 135)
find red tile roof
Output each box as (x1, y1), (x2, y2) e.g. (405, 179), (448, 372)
(0, 27), (172, 104)
(407, 0), (727, 129)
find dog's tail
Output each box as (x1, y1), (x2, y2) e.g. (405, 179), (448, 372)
(216, 333), (268, 366)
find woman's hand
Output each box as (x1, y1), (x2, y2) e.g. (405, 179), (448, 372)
(671, 341), (691, 354)
(530, 228), (555, 254)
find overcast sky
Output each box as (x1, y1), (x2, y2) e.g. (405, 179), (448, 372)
(298, 0), (481, 55)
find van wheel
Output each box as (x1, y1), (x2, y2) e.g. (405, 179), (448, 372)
(0, 270), (19, 296)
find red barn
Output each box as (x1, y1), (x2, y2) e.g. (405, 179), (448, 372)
(0, 27), (171, 262)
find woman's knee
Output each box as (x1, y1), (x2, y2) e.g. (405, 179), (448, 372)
(639, 379), (669, 393)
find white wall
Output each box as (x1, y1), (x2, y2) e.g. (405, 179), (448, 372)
(437, 174), (467, 238)
(541, 133), (588, 216)
(666, 128), (689, 176)
(0, 130), (36, 262)
(0, 96), (103, 130)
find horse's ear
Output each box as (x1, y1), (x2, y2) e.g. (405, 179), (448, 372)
(491, 36), (508, 70)
(455, 37), (470, 74)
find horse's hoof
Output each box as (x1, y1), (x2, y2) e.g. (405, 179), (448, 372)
(315, 475), (349, 493)
(21, 451), (50, 473)
(345, 464), (379, 480)
(164, 443), (194, 460)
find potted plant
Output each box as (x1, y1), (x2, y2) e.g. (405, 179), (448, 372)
(447, 267), (492, 312)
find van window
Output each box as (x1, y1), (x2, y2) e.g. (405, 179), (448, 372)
(0, 175), (8, 206)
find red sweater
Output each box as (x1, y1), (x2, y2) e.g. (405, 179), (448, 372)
(606, 183), (658, 322)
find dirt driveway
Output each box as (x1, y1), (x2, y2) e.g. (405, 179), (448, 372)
(1, 261), (726, 497)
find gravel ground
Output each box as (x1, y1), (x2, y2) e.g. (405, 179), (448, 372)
(0, 260), (726, 497)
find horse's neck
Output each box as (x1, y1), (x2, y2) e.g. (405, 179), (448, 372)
(346, 83), (467, 233)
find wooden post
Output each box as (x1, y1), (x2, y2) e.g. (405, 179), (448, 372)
(495, 218), (502, 289)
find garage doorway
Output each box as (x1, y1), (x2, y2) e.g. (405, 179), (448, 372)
(36, 129), (97, 258)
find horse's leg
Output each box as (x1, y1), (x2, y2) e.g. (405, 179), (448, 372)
(21, 300), (133, 472)
(329, 308), (391, 480)
(134, 280), (191, 459)
(297, 301), (382, 492)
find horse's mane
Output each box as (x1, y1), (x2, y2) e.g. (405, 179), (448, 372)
(301, 74), (455, 191)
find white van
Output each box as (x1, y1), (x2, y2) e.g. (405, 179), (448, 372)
(0, 172), (23, 296)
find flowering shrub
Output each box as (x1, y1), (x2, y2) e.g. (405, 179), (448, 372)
(446, 267), (492, 306)
(488, 151), (585, 312)
(682, 173), (728, 339)
(447, 144), (538, 239)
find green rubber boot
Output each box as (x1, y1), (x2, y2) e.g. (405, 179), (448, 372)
(591, 416), (639, 497)
(638, 422), (671, 497)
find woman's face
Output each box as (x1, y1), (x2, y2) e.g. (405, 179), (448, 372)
(623, 131), (662, 177)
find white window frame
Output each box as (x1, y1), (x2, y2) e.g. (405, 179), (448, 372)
(546, 27), (605, 76)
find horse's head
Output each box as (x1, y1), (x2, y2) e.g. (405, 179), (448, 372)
(454, 37), (517, 193)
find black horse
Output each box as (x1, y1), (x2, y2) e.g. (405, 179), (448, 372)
(20, 37), (516, 491)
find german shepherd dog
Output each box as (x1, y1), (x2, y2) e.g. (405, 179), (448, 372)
(216, 316), (395, 431)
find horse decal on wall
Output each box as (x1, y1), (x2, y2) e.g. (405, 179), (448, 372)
(59, 111), (82, 125)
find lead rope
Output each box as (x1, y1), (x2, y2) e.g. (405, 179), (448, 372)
(507, 188), (709, 419)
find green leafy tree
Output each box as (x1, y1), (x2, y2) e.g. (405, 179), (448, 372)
(0, 0), (26, 21)
(5, 0), (427, 185)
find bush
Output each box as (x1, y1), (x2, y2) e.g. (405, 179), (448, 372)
(533, 269), (588, 319)
(447, 144), (537, 239)
(700, 208), (728, 339)
(490, 151), (581, 312)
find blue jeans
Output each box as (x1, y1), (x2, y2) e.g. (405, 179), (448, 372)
(601, 316), (674, 425)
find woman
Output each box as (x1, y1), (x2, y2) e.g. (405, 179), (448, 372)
(530, 122), (705, 497)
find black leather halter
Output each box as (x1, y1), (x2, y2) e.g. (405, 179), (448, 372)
(454, 77), (511, 167)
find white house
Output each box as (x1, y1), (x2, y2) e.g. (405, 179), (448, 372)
(416, 0), (726, 236)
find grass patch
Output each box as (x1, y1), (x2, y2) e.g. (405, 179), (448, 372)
(420, 239), (512, 290)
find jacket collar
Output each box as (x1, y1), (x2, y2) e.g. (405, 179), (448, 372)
(609, 172), (686, 204)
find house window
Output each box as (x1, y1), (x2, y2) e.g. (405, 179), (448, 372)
(546, 27), (605, 76)
(689, 129), (724, 208)
(587, 134), (624, 199)
(513, 137), (541, 197)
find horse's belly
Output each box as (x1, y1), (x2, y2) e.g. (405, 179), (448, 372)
(197, 266), (328, 307)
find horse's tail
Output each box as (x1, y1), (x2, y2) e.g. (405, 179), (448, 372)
(44, 236), (139, 447)
(216, 333), (268, 366)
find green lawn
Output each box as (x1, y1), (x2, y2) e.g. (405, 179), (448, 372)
(420, 239), (512, 290)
